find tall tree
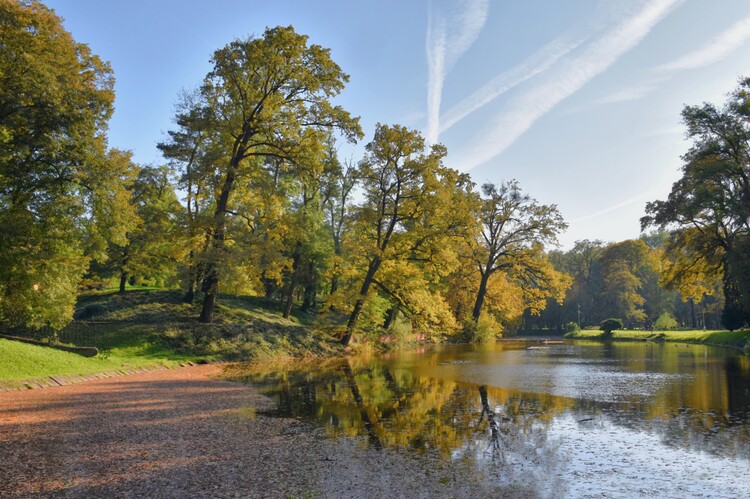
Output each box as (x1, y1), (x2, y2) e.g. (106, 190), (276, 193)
(113, 165), (184, 291)
(468, 181), (568, 324)
(0, 0), (123, 330)
(175, 26), (361, 323)
(643, 78), (750, 330)
(320, 145), (357, 295)
(340, 124), (475, 345)
(158, 90), (216, 303)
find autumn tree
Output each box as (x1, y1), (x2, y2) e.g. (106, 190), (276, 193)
(596, 240), (659, 327)
(165, 26), (362, 322)
(339, 124), (476, 345)
(0, 1), (127, 330)
(158, 90), (217, 303)
(320, 144), (357, 295)
(113, 165), (184, 291)
(643, 78), (750, 330)
(468, 181), (569, 327)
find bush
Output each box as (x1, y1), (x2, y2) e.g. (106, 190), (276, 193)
(462, 314), (502, 343)
(654, 312), (678, 331)
(563, 322), (580, 337)
(600, 318), (624, 336)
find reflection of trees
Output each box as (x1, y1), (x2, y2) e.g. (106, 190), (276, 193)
(341, 362), (381, 449)
(243, 359), (568, 463)
(578, 343), (750, 457)
(236, 343), (750, 474)
(478, 385), (502, 460)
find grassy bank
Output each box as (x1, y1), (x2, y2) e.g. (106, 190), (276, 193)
(567, 328), (750, 350)
(0, 289), (347, 382)
(0, 338), (183, 381)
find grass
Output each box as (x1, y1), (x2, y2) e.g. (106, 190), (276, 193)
(568, 328), (750, 349)
(0, 337), (179, 381)
(0, 289), (346, 382)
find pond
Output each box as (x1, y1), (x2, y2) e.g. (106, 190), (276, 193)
(233, 341), (750, 498)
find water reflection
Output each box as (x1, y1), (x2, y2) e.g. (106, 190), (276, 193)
(230, 342), (750, 497)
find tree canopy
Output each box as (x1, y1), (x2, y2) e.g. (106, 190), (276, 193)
(643, 78), (750, 330)
(0, 0), (125, 330)
(6, 1), (742, 346)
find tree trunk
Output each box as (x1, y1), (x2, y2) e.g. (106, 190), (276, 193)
(472, 271), (491, 322)
(382, 307), (398, 330)
(119, 271), (128, 294)
(341, 257), (382, 345)
(118, 243), (130, 294)
(182, 250), (196, 304)
(283, 251), (302, 319)
(199, 163), (237, 323)
(199, 269), (218, 323)
(302, 283), (317, 312)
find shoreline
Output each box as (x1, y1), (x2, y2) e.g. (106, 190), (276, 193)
(2, 329), (748, 391)
(0, 363), (514, 498)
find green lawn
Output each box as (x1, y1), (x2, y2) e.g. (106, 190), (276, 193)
(0, 337), (183, 381)
(569, 328), (750, 349)
(0, 289), (343, 382)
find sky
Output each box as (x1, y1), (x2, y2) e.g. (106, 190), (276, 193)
(45, 0), (750, 249)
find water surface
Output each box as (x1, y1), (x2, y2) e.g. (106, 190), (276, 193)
(235, 341), (750, 498)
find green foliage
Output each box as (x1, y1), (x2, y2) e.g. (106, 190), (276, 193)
(643, 77), (750, 328)
(467, 180), (570, 325)
(654, 312), (678, 331)
(599, 240), (652, 327)
(0, 1), (133, 331)
(461, 314), (501, 343)
(340, 123), (476, 342)
(600, 318), (624, 335)
(184, 25), (362, 322)
(564, 322), (580, 336)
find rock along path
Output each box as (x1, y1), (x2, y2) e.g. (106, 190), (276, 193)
(0, 364), (511, 498)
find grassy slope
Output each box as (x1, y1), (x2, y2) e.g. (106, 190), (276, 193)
(0, 289), (345, 382)
(569, 328), (750, 349)
(0, 337), (181, 381)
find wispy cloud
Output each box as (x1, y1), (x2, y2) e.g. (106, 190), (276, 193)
(425, 0), (488, 144)
(570, 191), (653, 223)
(596, 10), (750, 106)
(595, 75), (668, 104)
(455, 0), (682, 171)
(439, 34), (587, 134)
(659, 12), (750, 72)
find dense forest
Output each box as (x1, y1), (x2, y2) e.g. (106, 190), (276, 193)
(1, 1), (748, 345)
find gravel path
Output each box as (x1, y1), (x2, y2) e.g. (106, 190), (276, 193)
(0, 365), (515, 498)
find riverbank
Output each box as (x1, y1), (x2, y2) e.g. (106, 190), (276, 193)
(0, 363), (514, 498)
(566, 328), (750, 351)
(3, 289), (749, 386)
(0, 289), (350, 384)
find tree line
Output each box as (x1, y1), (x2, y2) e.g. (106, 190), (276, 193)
(1, 1), (747, 344)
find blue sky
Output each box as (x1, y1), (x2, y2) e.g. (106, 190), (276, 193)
(46, 0), (750, 248)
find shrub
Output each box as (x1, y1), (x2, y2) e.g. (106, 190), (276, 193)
(600, 318), (623, 336)
(563, 322), (580, 337)
(462, 314), (502, 343)
(654, 312), (678, 331)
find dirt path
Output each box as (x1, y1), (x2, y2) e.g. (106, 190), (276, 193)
(0, 365), (509, 498)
